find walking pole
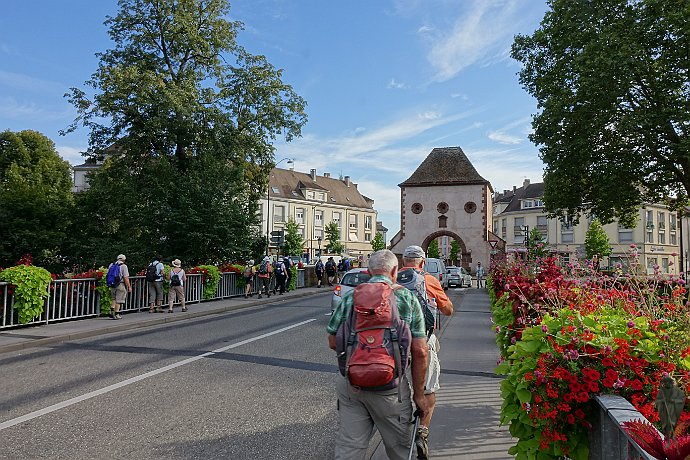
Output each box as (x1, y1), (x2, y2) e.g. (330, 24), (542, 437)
(407, 409), (421, 460)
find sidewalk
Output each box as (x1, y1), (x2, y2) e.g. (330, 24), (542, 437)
(0, 287), (323, 355)
(369, 288), (515, 460)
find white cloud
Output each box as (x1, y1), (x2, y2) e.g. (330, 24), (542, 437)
(56, 145), (86, 165)
(387, 79), (408, 89)
(425, 0), (522, 81)
(0, 71), (66, 94)
(488, 131), (522, 145)
(0, 97), (71, 122)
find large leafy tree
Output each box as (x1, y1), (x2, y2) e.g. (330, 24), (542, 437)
(63, 0), (306, 268)
(512, 0), (690, 227)
(0, 130), (73, 271)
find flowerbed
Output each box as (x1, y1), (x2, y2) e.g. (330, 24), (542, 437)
(491, 256), (690, 459)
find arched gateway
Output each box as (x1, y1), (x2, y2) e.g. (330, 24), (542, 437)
(389, 147), (503, 271)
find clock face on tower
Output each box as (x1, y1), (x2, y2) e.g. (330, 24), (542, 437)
(411, 203), (423, 214)
(464, 201), (477, 213)
(437, 202), (449, 214)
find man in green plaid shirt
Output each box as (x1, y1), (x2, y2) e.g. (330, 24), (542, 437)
(327, 249), (429, 460)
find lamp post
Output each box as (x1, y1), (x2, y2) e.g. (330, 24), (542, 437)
(311, 205), (317, 262)
(317, 236), (322, 259)
(266, 158), (294, 255)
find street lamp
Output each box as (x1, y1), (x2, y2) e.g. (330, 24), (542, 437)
(266, 158), (294, 254)
(317, 236), (322, 259)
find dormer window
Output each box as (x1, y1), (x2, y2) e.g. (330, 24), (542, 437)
(522, 200), (533, 209)
(271, 187), (280, 194)
(534, 200), (544, 207)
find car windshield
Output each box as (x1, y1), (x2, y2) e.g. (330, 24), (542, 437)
(341, 272), (371, 287)
(447, 268), (460, 275)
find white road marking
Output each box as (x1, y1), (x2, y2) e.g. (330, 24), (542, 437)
(0, 319), (316, 431)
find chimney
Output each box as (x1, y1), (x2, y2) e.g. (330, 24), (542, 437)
(324, 172), (330, 178)
(523, 178), (530, 188)
(289, 163), (294, 171)
(504, 190), (509, 195)
(344, 176), (351, 187)
(513, 186), (517, 192)
(310, 169), (317, 180)
(352, 183), (358, 189)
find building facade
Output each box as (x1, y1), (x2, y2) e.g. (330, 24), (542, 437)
(493, 179), (681, 274)
(261, 166), (380, 262)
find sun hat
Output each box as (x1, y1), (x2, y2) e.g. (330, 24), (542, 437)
(117, 254), (126, 261)
(403, 245), (425, 259)
(172, 259), (181, 268)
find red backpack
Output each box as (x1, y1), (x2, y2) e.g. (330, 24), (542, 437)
(335, 282), (411, 394)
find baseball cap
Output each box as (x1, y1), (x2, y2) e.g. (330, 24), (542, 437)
(117, 254), (126, 261)
(403, 245), (425, 258)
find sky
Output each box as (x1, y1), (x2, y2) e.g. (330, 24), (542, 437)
(1, 0), (549, 240)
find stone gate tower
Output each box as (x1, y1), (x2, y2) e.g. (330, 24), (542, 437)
(389, 147), (495, 270)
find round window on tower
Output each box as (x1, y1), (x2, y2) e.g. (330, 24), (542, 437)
(411, 203), (423, 214)
(464, 201), (477, 213)
(437, 202), (449, 214)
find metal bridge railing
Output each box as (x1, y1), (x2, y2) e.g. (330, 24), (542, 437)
(0, 269), (305, 330)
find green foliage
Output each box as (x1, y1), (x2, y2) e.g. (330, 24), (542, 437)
(527, 228), (548, 261)
(0, 130), (74, 270)
(197, 265), (221, 300)
(370, 232), (386, 251)
(0, 265), (52, 324)
(449, 240), (460, 264)
(427, 239), (440, 259)
(325, 221), (345, 255)
(584, 219), (612, 260)
(511, 0), (690, 226)
(288, 265), (298, 291)
(61, 0), (306, 269)
(94, 267), (113, 315)
(283, 218), (304, 258)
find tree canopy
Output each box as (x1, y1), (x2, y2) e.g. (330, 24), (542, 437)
(512, 0), (690, 227)
(0, 130), (73, 271)
(584, 219), (612, 260)
(427, 239), (440, 259)
(62, 0), (307, 270)
(283, 218), (304, 258)
(370, 233), (386, 251)
(325, 221), (345, 255)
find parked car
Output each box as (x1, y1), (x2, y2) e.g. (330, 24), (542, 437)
(446, 266), (471, 288)
(424, 258), (448, 290)
(331, 268), (371, 311)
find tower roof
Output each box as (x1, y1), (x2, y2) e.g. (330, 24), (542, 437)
(399, 147), (490, 189)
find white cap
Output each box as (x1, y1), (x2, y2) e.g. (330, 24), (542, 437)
(117, 254), (126, 261)
(403, 245), (425, 258)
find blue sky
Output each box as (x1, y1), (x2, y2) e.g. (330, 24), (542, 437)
(1, 0), (549, 240)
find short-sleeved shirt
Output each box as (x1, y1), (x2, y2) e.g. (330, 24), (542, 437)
(326, 275), (426, 339)
(118, 262), (130, 280)
(150, 260), (164, 282)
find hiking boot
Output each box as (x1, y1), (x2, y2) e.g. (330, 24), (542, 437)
(415, 425), (429, 460)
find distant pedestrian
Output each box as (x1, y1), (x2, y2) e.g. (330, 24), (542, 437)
(283, 256), (293, 291)
(167, 259), (187, 312)
(476, 262), (485, 289)
(315, 259), (325, 288)
(107, 254), (131, 319)
(243, 260), (255, 298)
(257, 256), (273, 299)
(146, 254), (165, 313)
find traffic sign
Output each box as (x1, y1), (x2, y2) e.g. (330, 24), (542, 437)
(488, 240), (498, 249)
(270, 230), (285, 245)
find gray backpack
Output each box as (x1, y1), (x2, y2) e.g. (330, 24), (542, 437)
(396, 268), (436, 335)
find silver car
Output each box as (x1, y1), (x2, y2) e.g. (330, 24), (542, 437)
(446, 266), (471, 288)
(330, 268), (371, 311)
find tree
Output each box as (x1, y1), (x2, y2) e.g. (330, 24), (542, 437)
(0, 130), (74, 271)
(62, 0), (306, 268)
(325, 221), (345, 255)
(370, 233), (386, 251)
(512, 0), (690, 227)
(427, 239), (440, 259)
(584, 219), (612, 260)
(449, 240), (460, 265)
(283, 218), (304, 258)
(527, 228), (548, 261)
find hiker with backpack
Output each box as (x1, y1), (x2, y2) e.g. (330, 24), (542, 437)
(257, 256), (273, 299)
(106, 254), (131, 319)
(243, 260), (255, 298)
(399, 245), (454, 460)
(327, 249), (430, 460)
(314, 259), (325, 288)
(167, 259), (187, 312)
(325, 257), (337, 286)
(274, 258), (287, 295)
(282, 256), (292, 292)
(146, 254), (165, 313)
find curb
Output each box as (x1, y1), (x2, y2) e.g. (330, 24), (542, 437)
(0, 288), (325, 355)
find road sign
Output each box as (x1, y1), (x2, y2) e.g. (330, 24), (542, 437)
(488, 240), (498, 249)
(270, 230), (284, 245)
